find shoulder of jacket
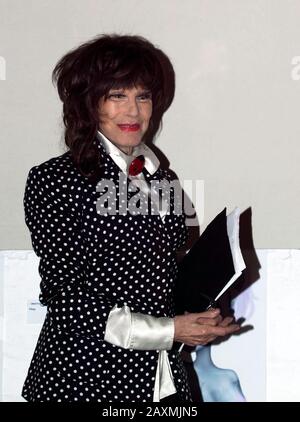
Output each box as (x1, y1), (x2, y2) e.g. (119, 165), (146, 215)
(27, 151), (87, 184)
(156, 167), (180, 183)
(25, 152), (91, 204)
(29, 151), (73, 174)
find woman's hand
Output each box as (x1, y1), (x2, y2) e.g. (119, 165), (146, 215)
(174, 308), (240, 346)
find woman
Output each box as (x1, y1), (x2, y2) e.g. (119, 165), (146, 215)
(22, 34), (239, 403)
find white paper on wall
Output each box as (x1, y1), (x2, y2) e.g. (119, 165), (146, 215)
(209, 249), (267, 402)
(266, 250), (300, 402)
(27, 300), (47, 324)
(0, 251), (44, 402)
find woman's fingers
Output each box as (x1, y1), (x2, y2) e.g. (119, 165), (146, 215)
(174, 309), (240, 344)
(198, 308), (221, 318)
(218, 316), (234, 327)
(193, 321), (240, 340)
(195, 315), (223, 326)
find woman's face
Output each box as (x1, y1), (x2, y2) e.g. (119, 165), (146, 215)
(97, 85), (153, 155)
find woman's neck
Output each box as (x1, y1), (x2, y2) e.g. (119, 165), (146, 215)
(120, 146), (133, 155)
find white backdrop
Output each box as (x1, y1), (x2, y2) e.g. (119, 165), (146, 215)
(1, 0), (300, 249)
(1, 0), (300, 402)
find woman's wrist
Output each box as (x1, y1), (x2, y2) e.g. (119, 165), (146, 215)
(104, 305), (175, 350)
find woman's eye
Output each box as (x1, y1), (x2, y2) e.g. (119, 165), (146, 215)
(108, 93), (125, 100)
(107, 92), (152, 101)
(138, 93), (152, 101)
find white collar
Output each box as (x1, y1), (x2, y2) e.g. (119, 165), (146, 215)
(96, 130), (160, 175)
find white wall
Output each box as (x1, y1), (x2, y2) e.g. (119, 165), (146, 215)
(266, 250), (300, 401)
(1, 0), (300, 403)
(0, 0), (300, 248)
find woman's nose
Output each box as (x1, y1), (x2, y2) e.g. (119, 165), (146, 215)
(125, 98), (139, 116)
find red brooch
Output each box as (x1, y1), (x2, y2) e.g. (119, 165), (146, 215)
(128, 155), (145, 176)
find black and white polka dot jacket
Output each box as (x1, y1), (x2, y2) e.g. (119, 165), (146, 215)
(22, 138), (193, 402)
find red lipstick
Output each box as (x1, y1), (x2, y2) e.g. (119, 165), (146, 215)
(117, 124), (140, 132)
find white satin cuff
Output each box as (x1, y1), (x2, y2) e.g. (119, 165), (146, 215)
(104, 305), (176, 401)
(153, 350), (177, 401)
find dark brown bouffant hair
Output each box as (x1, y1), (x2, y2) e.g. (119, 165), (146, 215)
(52, 33), (175, 183)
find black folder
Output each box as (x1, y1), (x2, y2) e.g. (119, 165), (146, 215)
(174, 207), (245, 314)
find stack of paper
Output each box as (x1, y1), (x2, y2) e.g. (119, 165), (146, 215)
(174, 207), (246, 314)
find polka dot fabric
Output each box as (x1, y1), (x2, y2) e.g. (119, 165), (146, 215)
(22, 139), (192, 402)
